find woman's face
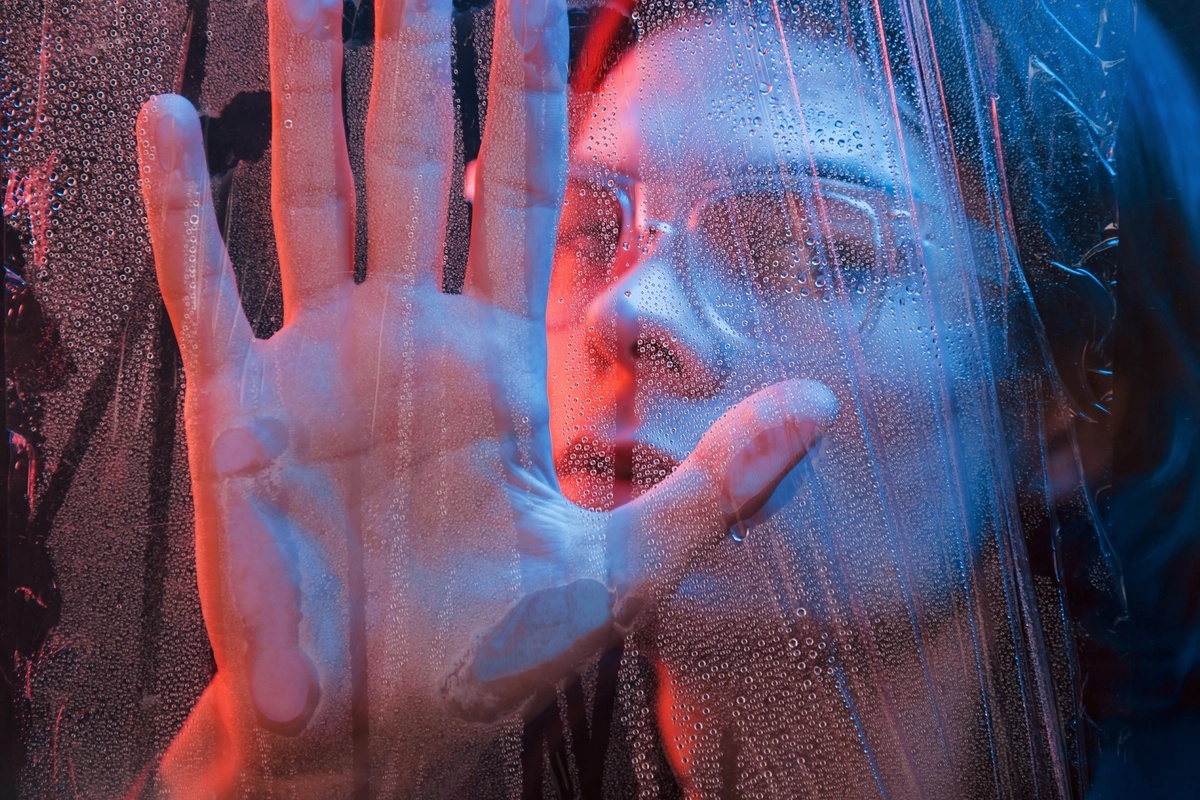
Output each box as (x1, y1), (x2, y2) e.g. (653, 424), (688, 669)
(549, 14), (957, 514)
(547, 15), (1005, 792)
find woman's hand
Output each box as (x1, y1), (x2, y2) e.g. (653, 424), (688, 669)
(135, 0), (835, 793)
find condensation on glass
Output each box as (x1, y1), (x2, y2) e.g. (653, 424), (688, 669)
(4, 0), (1128, 797)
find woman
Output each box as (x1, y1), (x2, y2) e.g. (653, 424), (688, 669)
(545, 4), (1096, 796)
(135, 0), (1111, 795)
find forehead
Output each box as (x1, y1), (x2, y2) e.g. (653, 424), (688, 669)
(572, 16), (900, 189)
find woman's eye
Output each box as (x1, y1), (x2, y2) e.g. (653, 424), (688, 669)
(827, 238), (878, 284)
(696, 191), (815, 293)
(558, 226), (615, 267)
(556, 182), (623, 276)
(695, 188), (885, 302)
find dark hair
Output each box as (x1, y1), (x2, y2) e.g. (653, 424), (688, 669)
(1095, 0), (1200, 754)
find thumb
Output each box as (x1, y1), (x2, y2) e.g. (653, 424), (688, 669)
(438, 380), (836, 723)
(608, 378), (838, 623)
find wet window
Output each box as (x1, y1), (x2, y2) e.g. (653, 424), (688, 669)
(5, 0), (1196, 797)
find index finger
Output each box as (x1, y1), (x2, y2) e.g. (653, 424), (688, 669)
(137, 94), (253, 376)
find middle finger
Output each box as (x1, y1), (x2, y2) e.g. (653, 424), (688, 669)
(269, 0), (356, 323)
(364, 0), (456, 290)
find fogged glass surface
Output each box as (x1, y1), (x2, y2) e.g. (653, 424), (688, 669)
(4, 0), (1136, 796)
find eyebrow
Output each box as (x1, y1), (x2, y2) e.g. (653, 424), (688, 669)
(569, 154), (911, 205)
(713, 157), (901, 203)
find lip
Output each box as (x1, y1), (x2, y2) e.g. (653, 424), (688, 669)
(557, 432), (682, 487)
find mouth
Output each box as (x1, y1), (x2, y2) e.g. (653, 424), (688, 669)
(556, 432), (682, 504)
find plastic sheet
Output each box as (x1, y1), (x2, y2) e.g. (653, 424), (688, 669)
(4, 0), (1136, 796)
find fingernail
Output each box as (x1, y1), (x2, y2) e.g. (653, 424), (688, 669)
(317, 0), (342, 30)
(723, 417), (822, 520)
(285, 0), (319, 33)
(250, 647), (319, 735)
(398, 0), (434, 27)
(155, 107), (179, 174)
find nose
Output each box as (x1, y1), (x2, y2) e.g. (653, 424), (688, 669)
(584, 239), (726, 396)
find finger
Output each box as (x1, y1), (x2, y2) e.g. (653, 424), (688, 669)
(609, 380), (840, 621)
(464, 0), (569, 318)
(137, 94), (253, 376)
(268, 0), (355, 320)
(364, 0), (455, 288)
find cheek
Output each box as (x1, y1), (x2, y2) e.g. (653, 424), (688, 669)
(547, 268), (582, 327)
(719, 299), (848, 378)
(546, 321), (618, 438)
(718, 295), (949, 432)
(548, 251), (613, 329)
(546, 325), (582, 414)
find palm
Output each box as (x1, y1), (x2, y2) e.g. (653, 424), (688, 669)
(188, 267), (571, 699)
(135, 0), (834, 794)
